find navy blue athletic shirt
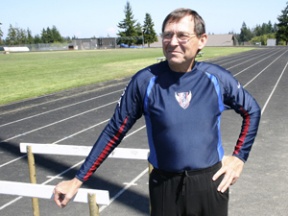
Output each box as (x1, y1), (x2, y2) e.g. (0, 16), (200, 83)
(76, 61), (261, 181)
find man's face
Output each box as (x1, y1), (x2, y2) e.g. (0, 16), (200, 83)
(162, 15), (206, 72)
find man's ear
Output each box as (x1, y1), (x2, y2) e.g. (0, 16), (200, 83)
(198, 33), (208, 50)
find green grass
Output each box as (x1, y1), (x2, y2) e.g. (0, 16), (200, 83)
(0, 47), (254, 106)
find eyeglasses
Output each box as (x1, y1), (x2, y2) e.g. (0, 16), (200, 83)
(162, 31), (197, 44)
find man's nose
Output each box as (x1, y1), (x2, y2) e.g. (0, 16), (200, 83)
(169, 34), (179, 45)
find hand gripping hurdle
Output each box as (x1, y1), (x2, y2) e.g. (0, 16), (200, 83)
(18, 143), (150, 215)
(0, 180), (109, 216)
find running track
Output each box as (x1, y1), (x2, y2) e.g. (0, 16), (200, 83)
(0, 47), (287, 216)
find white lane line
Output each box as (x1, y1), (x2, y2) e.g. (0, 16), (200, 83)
(99, 168), (148, 213)
(0, 89), (122, 128)
(0, 155), (26, 168)
(243, 50), (288, 88)
(0, 118), (111, 168)
(0, 101), (116, 168)
(234, 49), (287, 77)
(213, 48), (278, 68)
(0, 81), (128, 117)
(0, 100), (117, 143)
(52, 119), (110, 144)
(226, 49), (282, 71)
(261, 60), (288, 115)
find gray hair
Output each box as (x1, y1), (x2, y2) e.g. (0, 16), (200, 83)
(162, 8), (206, 38)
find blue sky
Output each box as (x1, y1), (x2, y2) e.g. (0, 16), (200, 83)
(1, 0), (286, 38)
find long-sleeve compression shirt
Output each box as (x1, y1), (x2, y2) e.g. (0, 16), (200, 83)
(76, 61), (261, 181)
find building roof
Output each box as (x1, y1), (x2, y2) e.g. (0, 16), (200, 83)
(206, 34), (236, 46)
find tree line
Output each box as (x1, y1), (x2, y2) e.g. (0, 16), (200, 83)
(0, 1), (287, 46)
(0, 24), (72, 45)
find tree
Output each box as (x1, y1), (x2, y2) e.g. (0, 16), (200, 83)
(34, 34), (42, 44)
(276, 1), (288, 45)
(41, 26), (64, 43)
(41, 28), (48, 43)
(6, 24), (17, 45)
(117, 1), (138, 46)
(0, 22), (3, 44)
(27, 28), (34, 44)
(239, 22), (253, 44)
(135, 22), (143, 45)
(51, 25), (63, 43)
(142, 13), (158, 47)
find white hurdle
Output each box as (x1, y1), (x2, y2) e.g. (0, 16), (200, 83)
(0, 180), (109, 204)
(14, 143), (150, 215)
(19, 143), (150, 159)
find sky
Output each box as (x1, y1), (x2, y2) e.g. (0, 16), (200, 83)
(1, 0), (286, 38)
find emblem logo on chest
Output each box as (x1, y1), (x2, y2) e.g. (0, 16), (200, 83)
(175, 91), (192, 109)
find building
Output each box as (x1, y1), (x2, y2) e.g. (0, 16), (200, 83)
(205, 34), (238, 46)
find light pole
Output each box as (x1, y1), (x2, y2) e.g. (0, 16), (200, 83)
(142, 30), (144, 48)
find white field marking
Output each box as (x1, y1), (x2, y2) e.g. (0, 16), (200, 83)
(0, 104), (115, 168)
(99, 168), (149, 213)
(0, 119), (110, 168)
(0, 181), (110, 205)
(0, 125), (147, 210)
(123, 182), (138, 186)
(0, 119), (144, 168)
(0, 155), (27, 168)
(0, 100), (117, 144)
(234, 49), (286, 77)
(243, 50), (288, 88)
(52, 119), (110, 144)
(0, 89), (123, 128)
(0, 81), (128, 117)
(261, 60), (288, 115)
(46, 176), (63, 180)
(226, 49), (282, 71)
(217, 48), (275, 68)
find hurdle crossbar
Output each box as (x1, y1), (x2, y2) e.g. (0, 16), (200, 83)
(20, 143), (149, 160)
(0, 180), (110, 205)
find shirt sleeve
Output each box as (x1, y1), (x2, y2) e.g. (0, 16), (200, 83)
(222, 72), (261, 162)
(75, 75), (144, 182)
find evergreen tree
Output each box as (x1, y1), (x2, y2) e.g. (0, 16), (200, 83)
(135, 22), (143, 45)
(0, 22), (3, 44)
(239, 22), (253, 44)
(142, 13), (158, 47)
(18, 28), (27, 44)
(41, 28), (48, 43)
(27, 28), (34, 44)
(34, 34), (42, 44)
(117, 1), (138, 46)
(276, 1), (288, 45)
(51, 25), (63, 43)
(6, 24), (17, 45)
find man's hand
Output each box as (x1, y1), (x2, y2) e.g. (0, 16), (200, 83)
(53, 177), (83, 208)
(212, 156), (244, 193)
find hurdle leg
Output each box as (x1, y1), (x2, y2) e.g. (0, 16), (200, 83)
(88, 193), (99, 216)
(27, 146), (40, 216)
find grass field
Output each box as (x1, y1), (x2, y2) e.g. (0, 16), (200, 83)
(0, 47), (254, 106)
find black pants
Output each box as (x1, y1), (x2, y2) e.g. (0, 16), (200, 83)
(149, 162), (228, 216)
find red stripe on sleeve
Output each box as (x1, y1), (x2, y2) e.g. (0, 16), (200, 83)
(83, 117), (128, 181)
(234, 107), (250, 155)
